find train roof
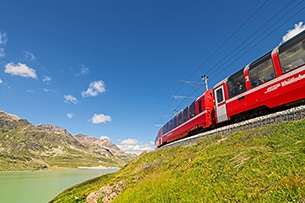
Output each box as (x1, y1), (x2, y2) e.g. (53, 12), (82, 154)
(212, 30), (305, 90)
(195, 89), (211, 101)
(161, 89), (212, 127)
(213, 77), (228, 88)
(280, 29), (305, 47)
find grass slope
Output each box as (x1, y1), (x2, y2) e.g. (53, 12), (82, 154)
(50, 119), (305, 202)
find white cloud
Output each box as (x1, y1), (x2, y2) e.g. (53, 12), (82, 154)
(100, 135), (110, 140)
(67, 113), (74, 118)
(23, 51), (36, 61)
(91, 113), (111, 124)
(282, 22), (305, 43)
(0, 48), (5, 58)
(42, 88), (56, 93)
(82, 80), (106, 97)
(64, 95), (79, 104)
(121, 138), (138, 145)
(0, 32), (7, 45)
(0, 81), (10, 89)
(43, 75), (51, 83)
(0, 32), (7, 58)
(76, 64), (90, 76)
(117, 139), (155, 155)
(5, 63), (37, 79)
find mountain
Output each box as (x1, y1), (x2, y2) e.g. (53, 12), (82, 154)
(74, 134), (125, 156)
(37, 124), (70, 135)
(0, 110), (135, 171)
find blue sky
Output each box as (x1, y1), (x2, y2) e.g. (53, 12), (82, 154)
(0, 0), (305, 154)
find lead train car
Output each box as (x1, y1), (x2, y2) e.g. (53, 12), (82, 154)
(214, 30), (305, 124)
(156, 30), (305, 148)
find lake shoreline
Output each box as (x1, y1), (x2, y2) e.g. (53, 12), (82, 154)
(77, 165), (120, 170)
(0, 166), (120, 172)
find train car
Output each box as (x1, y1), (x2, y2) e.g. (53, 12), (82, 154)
(213, 30), (305, 123)
(155, 89), (215, 147)
(156, 30), (305, 147)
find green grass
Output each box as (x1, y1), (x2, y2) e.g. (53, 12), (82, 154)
(50, 119), (305, 202)
(50, 173), (116, 203)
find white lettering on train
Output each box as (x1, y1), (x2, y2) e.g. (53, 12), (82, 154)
(265, 73), (305, 94)
(265, 83), (281, 94)
(281, 74), (305, 87)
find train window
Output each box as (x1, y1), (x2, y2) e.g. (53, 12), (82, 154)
(167, 122), (170, 132)
(249, 53), (275, 88)
(189, 102), (196, 119)
(216, 89), (224, 103)
(279, 31), (305, 73)
(198, 100), (202, 113)
(173, 117), (177, 129)
(168, 119), (172, 131)
(227, 69), (246, 98)
(183, 108), (188, 122)
(178, 112), (183, 125)
(163, 123), (168, 134)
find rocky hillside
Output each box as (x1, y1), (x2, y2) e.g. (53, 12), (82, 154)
(74, 134), (125, 156)
(0, 110), (136, 171)
(37, 124), (70, 135)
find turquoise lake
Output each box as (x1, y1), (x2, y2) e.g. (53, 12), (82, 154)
(0, 169), (118, 203)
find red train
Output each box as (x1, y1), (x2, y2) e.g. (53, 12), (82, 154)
(155, 29), (305, 147)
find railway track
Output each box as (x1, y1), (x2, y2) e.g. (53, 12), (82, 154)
(160, 104), (305, 148)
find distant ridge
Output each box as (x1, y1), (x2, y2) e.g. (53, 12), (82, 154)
(0, 109), (136, 171)
(37, 124), (70, 135)
(74, 134), (127, 156)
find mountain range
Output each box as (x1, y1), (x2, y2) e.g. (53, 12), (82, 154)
(0, 109), (136, 171)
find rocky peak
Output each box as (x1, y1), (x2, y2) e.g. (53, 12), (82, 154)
(74, 134), (125, 155)
(0, 110), (20, 121)
(37, 124), (70, 135)
(0, 110), (31, 130)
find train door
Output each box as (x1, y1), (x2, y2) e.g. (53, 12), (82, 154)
(214, 85), (228, 123)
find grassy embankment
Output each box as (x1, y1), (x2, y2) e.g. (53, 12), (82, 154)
(51, 119), (305, 202)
